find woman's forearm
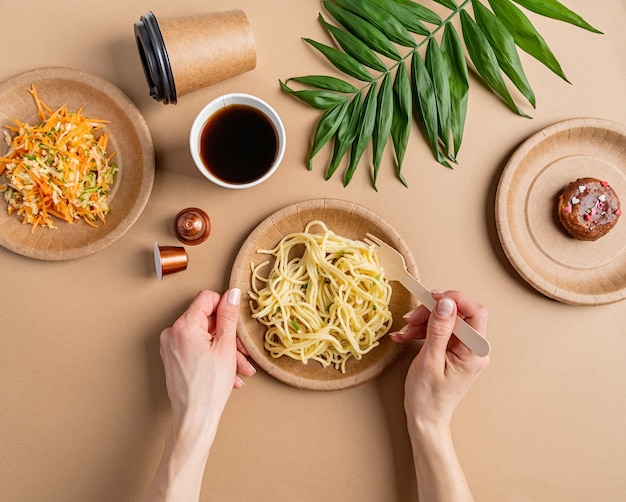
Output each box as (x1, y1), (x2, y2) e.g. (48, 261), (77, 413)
(408, 419), (474, 502)
(144, 418), (217, 502)
(145, 289), (253, 501)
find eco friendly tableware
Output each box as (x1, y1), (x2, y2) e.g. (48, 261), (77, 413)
(0, 67), (154, 261)
(364, 233), (491, 357)
(135, 10), (256, 104)
(229, 198), (418, 391)
(496, 118), (626, 306)
(189, 93), (286, 189)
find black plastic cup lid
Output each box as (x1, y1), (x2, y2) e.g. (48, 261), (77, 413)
(134, 12), (177, 105)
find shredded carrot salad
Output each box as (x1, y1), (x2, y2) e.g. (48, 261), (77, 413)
(0, 85), (117, 229)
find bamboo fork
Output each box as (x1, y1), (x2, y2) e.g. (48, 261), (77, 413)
(364, 233), (491, 357)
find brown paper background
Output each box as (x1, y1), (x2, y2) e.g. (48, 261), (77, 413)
(1, 1), (625, 501)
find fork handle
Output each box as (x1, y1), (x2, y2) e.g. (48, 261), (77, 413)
(397, 276), (491, 357)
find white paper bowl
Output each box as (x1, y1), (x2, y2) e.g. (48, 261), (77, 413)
(189, 93), (286, 189)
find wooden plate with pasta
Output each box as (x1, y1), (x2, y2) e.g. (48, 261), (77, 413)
(229, 199), (418, 391)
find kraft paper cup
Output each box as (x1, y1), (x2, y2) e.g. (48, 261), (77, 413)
(189, 93), (286, 189)
(135, 10), (256, 104)
(154, 242), (188, 280)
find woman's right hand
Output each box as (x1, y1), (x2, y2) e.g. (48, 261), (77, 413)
(392, 290), (489, 428)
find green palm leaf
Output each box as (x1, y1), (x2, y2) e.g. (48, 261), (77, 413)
(318, 15), (388, 72)
(325, 92), (362, 180)
(410, 51), (451, 168)
(394, 0), (443, 26)
(333, 0), (417, 48)
(283, 0), (600, 188)
(279, 81), (349, 109)
(307, 100), (349, 169)
(441, 23), (469, 157)
(303, 38), (373, 82)
(286, 75), (358, 94)
(344, 83), (378, 186)
(368, 0), (431, 36)
(461, 11), (531, 117)
(323, 1), (402, 60)
(372, 73), (393, 188)
(425, 38), (453, 158)
(391, 62), (412, 186)
(473, 0), (536, 108)
(512, 0), (602, 33)
(488, 0), (569, 82)
(433, 0), (460, 10)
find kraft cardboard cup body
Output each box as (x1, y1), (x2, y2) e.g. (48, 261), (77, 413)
(189, 93), (286, 189)
(135, 11), (256, 104)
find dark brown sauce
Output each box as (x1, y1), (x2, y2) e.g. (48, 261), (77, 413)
(200, 104), (278, 185)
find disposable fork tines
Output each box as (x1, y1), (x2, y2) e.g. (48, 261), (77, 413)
(364, 232), (491, 357)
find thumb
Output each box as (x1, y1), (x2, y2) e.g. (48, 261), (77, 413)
(423, 298), (457, 357)
(214, 288), (241, 347)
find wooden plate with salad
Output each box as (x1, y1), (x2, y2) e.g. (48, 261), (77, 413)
(0, 67), (154, 260)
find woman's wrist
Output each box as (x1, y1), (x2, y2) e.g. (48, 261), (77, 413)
(171, 408), (221, 454)
(144, 423), (213, 502)
(406, 416), (474, 502)
(407, 416), (453, 450)
(144, 414), (220, 502)
(405, 402), (453, 437)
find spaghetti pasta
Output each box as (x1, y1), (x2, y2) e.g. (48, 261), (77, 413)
(248, 221), (393, 373)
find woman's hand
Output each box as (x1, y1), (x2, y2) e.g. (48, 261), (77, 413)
(159, 289), (255, 442)
(145, 289), (255, 502)
(392, 290), (489, 428)
(392, 290), (489, 502)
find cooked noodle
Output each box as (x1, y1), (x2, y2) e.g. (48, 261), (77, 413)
(248, 221), (392, 372)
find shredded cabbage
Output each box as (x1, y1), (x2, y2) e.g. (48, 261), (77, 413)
(0, 85), (117, 229)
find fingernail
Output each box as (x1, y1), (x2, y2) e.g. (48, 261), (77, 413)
(398, 324), (410, 335)
(248, 361), (256, 374)
(402, 309), (416, 319)
(388, 326), (405, 337)
(431, 289), (446, 295)
(228, 288), (241, 306)
(436, 298), (455, 318)
(236, 376), (245, 387)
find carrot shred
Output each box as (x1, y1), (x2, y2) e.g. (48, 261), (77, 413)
(0, 85), (117, 229)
